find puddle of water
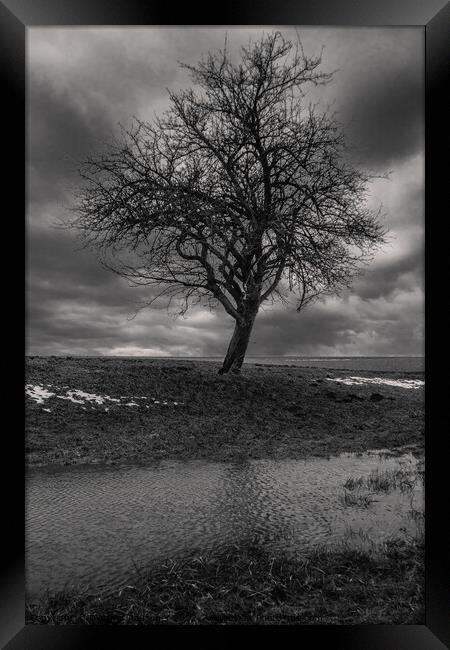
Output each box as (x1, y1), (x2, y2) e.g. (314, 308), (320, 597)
(26, 452), (423, 597)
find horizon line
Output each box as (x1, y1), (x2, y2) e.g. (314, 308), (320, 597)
(25, 354), (425, 359)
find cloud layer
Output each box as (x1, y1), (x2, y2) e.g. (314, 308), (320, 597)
(27, 27), (424, 357)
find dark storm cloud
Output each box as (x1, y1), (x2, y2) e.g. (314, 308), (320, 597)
(28, 225), (139, 306)
(27, 27), (424, 357)
(28, 76), (116, 208)
(337, 64), (424, 169)
(332, 41), (423, 169)
(351, 243), (424, 301)
(27, 28), (195, 216)
(293, 27), (424, 170)
(27, 225), (172, 355)
(249, 292), (424, 357)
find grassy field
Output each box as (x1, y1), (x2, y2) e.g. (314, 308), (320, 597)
(26, 356), (425, 624)
(26, 535), (424, 625)
(25, 356), (424, 467)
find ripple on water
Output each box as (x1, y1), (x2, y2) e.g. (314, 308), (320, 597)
(26, 452), (424, 597)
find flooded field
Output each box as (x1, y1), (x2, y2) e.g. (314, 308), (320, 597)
(26, 451), (423, 597)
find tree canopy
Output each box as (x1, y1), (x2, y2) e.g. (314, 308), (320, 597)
(73, 32), (386, 373)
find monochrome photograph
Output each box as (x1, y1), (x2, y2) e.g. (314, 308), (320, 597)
(25, 26), (425, 625)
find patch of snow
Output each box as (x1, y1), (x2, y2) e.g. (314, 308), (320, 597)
(326, 377), (424, 389)
(57, 390), (123, 405)
(26, 383), (184, 409)
(57, 395), (85, 404)
(26, 385), (55, 404)
(69, 390), (108, 405)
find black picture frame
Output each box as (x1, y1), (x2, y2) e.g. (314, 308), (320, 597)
(3, 0), (448, 647)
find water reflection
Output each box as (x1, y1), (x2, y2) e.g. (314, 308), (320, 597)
(26, 452), (423, 597)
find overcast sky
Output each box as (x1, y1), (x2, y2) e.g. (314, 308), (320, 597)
(27, 27), (424, 357)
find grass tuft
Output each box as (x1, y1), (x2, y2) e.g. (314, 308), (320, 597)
(340, 491), (377, 508)
(344, 465), (422, 494)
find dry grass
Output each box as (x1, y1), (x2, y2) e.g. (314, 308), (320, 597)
(26, 535), (424, 625)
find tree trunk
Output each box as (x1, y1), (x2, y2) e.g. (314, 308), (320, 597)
(218, 312), (257, 375)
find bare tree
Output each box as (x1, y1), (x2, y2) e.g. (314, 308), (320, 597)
(72, 32), (386, 374)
